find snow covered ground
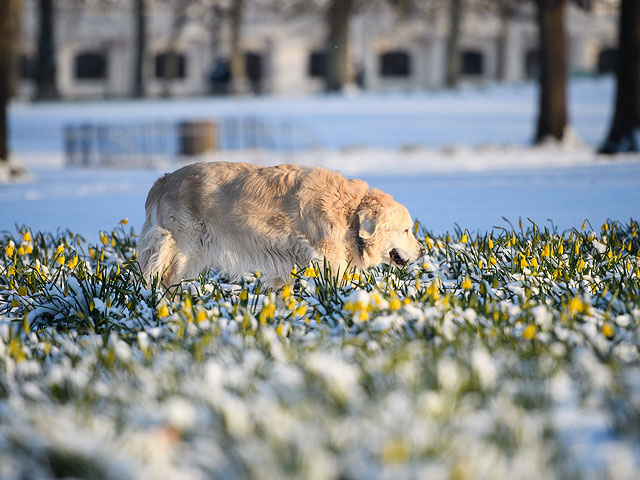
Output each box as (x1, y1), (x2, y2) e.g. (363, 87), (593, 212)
(2, 147), (640, 241)
(2, 76), (638, 240)
(8, 77), (614, 153)
(2, 77), (640, 479)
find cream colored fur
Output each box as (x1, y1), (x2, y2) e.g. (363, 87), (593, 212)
(138, 162), (425, 287)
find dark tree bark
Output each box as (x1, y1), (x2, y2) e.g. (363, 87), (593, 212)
(534, 0), (567, 143)
(133, 0), (147, 97)
(495, 2), (516, 82)
(599, 0), (640, 154)
(229, 0), (248, 94)
(1, 0), (22, 163)
(445, 0), (463, 88)
(35, 0), (58, 100)
(325, 0), (354, 92)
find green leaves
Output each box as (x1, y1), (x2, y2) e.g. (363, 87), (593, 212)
(0, 219), (639, 478)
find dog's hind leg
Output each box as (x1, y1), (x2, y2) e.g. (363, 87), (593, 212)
(138, 223), (187, 286)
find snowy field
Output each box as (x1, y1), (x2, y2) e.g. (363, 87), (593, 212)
(7, 76), (614, 152)
(2, 76), (639, 241)
(2, 148), (640, 241)
(1, 77), (640, 479)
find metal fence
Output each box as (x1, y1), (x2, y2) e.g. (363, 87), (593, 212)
(64, 123), (172, 167)
(64, 117), (319, 167)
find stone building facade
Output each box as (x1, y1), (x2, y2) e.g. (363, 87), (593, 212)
(17, 0), (619, 99)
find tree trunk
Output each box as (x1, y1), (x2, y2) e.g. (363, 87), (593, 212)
(599, 0), (640, 154)
(162, 10), (186, 98)
(0, 0), (22, 163)
(325, 0), (354, 92)
(229, 0), (248, 94)
(534, 0), (567, 143)
(133, 0), (146, 97)
(445, 0), (463, 88)
(495, 4), (514, 82)
(35, 0), (58, 100)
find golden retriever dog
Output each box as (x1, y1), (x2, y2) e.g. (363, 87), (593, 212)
(138, 162), (425, 287)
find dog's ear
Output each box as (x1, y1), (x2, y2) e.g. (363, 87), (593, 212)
(357, 209), (377, 240)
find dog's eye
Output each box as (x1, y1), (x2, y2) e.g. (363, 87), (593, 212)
(404, 229), (409, 234)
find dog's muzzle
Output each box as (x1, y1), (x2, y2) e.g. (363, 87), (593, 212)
(389, 248), (407, 266)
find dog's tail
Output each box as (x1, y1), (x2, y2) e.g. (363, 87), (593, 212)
(138, 219), (178, 285)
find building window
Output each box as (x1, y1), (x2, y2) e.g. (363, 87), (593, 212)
(155, 52), (187, 79)
(75, 52), (108, 80)
(379, 51), (411, 77)
(245, 53), (262, 82)
(461, 50), (483, 76)
(525, 49), (539, 79)
(597, 48), (616, 74)
(308, 51), (326, 78)
(245, 52), (263, 93)
(20, 55), (35, 80)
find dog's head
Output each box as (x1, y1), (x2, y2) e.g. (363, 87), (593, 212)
(354, 189), (426, 268)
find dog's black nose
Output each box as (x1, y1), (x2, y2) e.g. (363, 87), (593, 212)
(420, 246), (426, 256)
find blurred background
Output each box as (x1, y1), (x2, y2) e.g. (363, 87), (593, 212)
(5, 0), (621, 99)
(0, 1), (633, 158)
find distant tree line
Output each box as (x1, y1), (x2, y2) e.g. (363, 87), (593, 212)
(0, 0), (638, 171)
(0, 0), (22, 167)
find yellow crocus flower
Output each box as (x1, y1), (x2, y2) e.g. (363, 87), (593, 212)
(303, 266), (317, 277)
(67, 255), (78, 269)
(568, 297), (583, 315)
(157, 303), (169, 318)
(541, 244), (551, 258)
(520, 257), (528, 269)
(389, 296), (401, 311)
(425, 235), (433, 250)
(427, 281), (440, 300)
(523, 324), (536, 340)
(258, 302), (276, 324)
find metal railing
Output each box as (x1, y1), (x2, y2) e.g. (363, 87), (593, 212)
(64, 117), (319, 167)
